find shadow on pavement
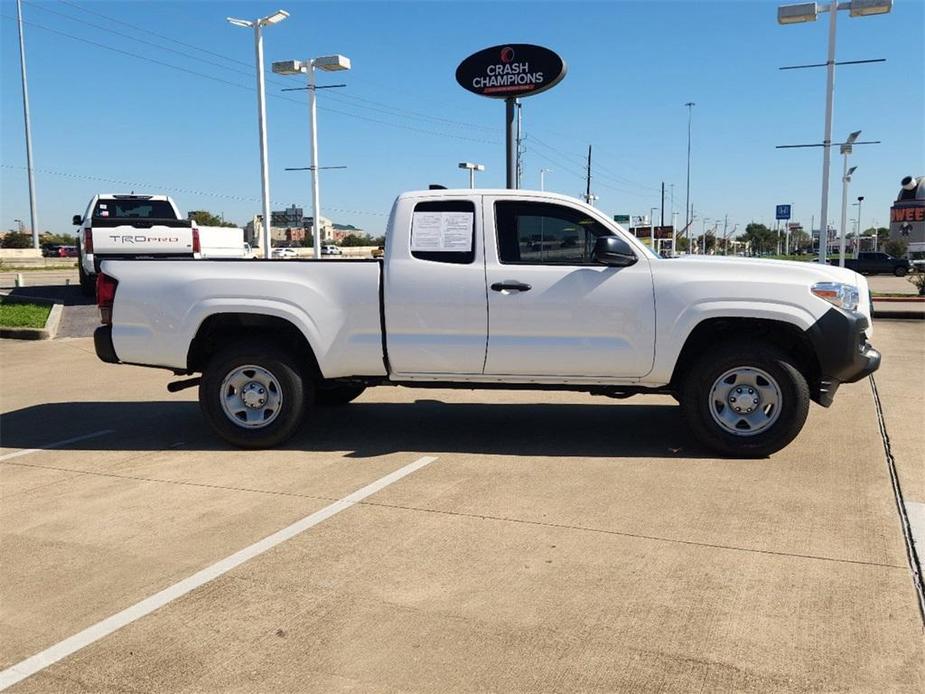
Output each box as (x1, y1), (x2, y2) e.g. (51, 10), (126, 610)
(0, 398), (710, 459)
(6, 284), (93, 306)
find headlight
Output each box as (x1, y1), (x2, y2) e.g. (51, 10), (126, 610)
(811, 281), (859, 311)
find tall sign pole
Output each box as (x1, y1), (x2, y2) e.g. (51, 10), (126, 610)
(16, 0), (39, 249)
(456, 44), (566, 190)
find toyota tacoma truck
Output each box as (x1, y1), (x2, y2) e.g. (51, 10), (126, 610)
(73, 194), (199, 296)
(92, 189), (880, 457)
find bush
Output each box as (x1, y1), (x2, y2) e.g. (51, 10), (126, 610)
(339, 234), (373, 247)
(1, 233), (33, 248)
(883, 238), (908, 258)
(907, 270), (925, 296)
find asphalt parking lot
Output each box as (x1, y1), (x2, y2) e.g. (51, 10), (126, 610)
(1, 320), (923, 692)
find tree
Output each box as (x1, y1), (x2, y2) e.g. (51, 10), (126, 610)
(1, 232), (32, 248)
(883, 238), (907, 258)
(40, 232), (76, 245)
(188, 210), (236, 228)
(737, 223), (777, 255)
(339, 233), (375, 247)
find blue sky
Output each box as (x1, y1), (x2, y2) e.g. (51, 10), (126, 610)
(2, 0), (923, 237)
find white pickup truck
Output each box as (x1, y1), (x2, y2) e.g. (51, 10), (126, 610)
(93, 189), (880, 457)
(74, 194), (198, 295)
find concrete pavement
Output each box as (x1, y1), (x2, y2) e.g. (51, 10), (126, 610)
(1, 325), (923, 692)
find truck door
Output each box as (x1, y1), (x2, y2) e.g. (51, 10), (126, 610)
(383, 196), (488, 375)
(483, 197), (655, 378)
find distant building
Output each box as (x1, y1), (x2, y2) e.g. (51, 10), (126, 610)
(271, 204), (303, 228)
(304, 215), (334, 242)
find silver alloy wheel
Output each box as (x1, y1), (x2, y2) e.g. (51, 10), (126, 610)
(220, 365), (283, 429)
(708, 366), (782, 437)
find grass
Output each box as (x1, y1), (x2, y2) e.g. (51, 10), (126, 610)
(0, 297), (51, 328)
(0, 263), (77, 272)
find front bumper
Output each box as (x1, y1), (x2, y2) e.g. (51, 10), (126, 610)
(805, 307), (881, 407)
(94, 325), (120, 364)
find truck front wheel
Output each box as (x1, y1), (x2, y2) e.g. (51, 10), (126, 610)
(199, 341), (308, 448)
(679, 341), (810, 457)
(894, 266), (908, 277)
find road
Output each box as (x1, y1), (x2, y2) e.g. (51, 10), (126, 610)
(0, 321), (922, 692)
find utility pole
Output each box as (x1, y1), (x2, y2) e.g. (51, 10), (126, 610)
(584, 145), (592, 204)
(16, 0), (39, 249)
(539, 168), (551, 191)
(660, 181), (665, 226)
(722, 214), (728, 255)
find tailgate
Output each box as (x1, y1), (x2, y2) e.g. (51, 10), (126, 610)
(91, 220), (195, 255)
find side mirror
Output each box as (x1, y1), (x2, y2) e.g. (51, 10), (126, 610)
(72, 215), (82, 226)
(592, 236), (637, 267)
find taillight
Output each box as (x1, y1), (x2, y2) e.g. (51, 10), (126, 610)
(84, 228), (93, 254)
(192, 225), (201, 254)
(97, 273), (118, 325)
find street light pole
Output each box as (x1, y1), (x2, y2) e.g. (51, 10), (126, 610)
(227, 10), (289, 259)
(838, 133), (859, 267)
(539, 168), (551, 191)
(649, 207), (658, 252)
(307, 62), (323, 258)
(777, 0), (893, 264)
(16, 0), (38, 250)
(684, 102), (694, 244)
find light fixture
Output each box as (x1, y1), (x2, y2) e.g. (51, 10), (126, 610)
(849, 0), (892, 17)
(777, 2), (819, 24)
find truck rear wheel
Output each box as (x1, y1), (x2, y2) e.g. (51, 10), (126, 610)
(77, 245), (95, 297)
(315, 385), (366, 406)
(679, 340), (809, 458)
(199, 341), (308, 448)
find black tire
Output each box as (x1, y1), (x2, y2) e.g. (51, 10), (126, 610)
(679, 340), (810, 458)
(199, 340), (308, 448)
(894, 266), (908, 277)
(315, 384), (366, 406)
(77, 244), (95, 297)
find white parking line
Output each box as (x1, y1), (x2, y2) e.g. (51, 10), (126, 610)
(0, 454), (439, 691)
(0, 430), (115, 462)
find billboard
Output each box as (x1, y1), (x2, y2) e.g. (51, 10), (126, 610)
(889, 175), (925, 248)
(456, 44), (567, 99)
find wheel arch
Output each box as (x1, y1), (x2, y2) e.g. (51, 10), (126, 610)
(669, 317), (821, 399)
(187, 312), (321, 378)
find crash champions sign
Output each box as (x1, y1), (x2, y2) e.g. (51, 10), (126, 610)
(456, 44), (567, 99)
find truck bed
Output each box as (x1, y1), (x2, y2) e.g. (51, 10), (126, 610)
(101, 258), (385, 378)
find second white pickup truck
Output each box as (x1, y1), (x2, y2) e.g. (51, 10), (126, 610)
(93, 189), (880, 457)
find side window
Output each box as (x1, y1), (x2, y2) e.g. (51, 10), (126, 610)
(495, 201), (614, 265)
(410, 200), (476, 265)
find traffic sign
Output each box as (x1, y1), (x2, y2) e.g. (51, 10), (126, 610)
(776, 204), (792, 220)
(613, 214), (630, 223)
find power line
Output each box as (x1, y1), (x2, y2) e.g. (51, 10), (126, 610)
(0, 164), (389, 216)
(0, 13), (500, 145)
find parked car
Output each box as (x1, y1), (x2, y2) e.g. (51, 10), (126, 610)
(832, 252), (910, 276)
(41, 244), (62, 258)
(57, 245), (78, 258)
(271, 247), (298, 259)
(321, 245), (342, 256)
(93, 188), (879, 457)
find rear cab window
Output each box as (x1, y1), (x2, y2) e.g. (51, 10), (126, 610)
(93, 198), (178, 221)
(410, 200), (476, 265)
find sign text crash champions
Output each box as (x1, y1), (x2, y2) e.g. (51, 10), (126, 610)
(455, 44), (566, 100)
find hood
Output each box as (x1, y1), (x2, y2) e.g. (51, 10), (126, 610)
(671, 254), (863, 284)
(669, 255), (872, 334)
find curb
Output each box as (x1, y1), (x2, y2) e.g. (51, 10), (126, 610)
(873, 310), (925, 320)
(0, 301), (63, 340)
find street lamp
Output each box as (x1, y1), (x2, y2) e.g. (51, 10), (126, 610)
(273, 54), (351, 258)
(649, 207), (658, 252)
(776, 0), (892, 266)
(227, 9), (289, 259)
(837, 130), (861, 266)
(539, 168), (552, 191)
(458, 162), (485, 189)
(684, 102), (695, 246)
